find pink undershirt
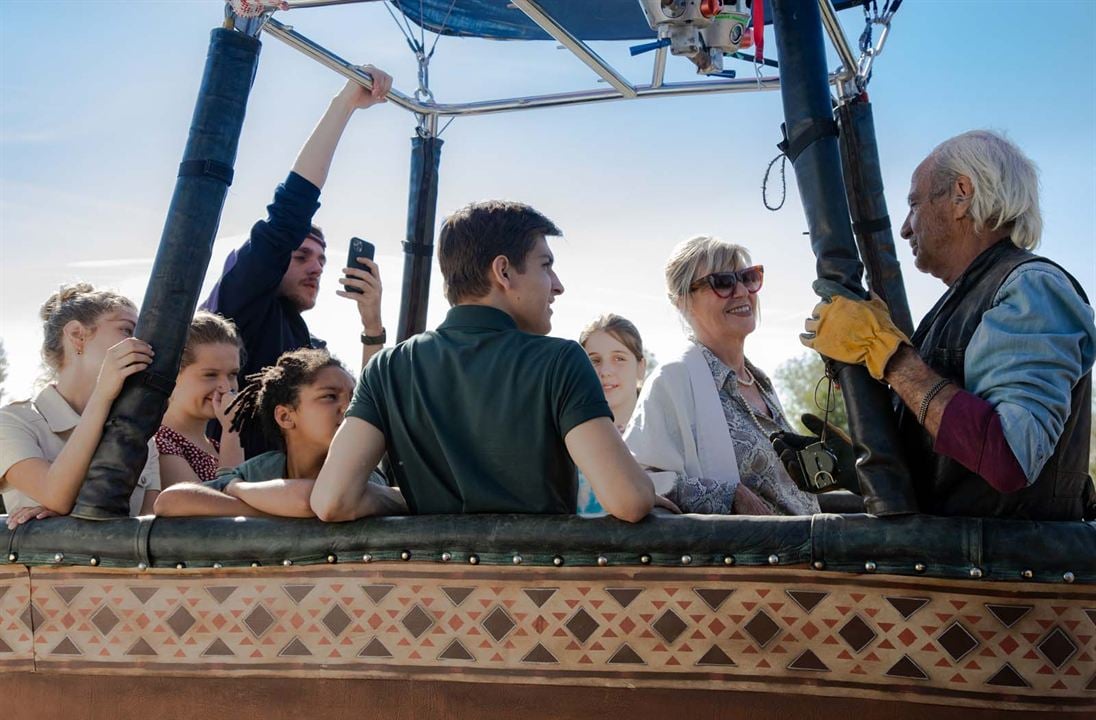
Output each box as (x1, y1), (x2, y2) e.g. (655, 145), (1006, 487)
(933, 390), (1029, 494)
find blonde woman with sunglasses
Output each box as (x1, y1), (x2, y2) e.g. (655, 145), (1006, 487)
(624, 236), (819, 516)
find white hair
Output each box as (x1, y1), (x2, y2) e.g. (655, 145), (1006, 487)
(929, 130), (1042, 250)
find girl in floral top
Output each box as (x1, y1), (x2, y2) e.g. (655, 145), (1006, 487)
(155, 312), (245, 486)
(153, 349), (400, 518)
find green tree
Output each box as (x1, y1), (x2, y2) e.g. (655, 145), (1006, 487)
(772, 352), (849, 435)
(642, 349), (658, 380)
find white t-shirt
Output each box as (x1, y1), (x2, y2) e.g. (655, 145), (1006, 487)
(0, 384), (160, 516)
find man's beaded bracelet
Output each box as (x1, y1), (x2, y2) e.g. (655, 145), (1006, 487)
(917, 378), (953, 426)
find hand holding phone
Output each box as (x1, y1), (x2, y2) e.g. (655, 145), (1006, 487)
(345, 237), (375, 293)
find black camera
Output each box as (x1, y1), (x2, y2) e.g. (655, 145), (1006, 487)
(795, 442), (841, 493)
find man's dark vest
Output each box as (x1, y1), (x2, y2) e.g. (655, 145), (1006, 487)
(896, 239), (1093, 520)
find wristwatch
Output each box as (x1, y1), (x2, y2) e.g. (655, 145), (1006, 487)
(360, 328), (387, 346)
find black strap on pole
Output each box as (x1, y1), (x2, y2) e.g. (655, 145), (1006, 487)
(778, 118), (839, 164)
(769, 0), (917, 516)
(177, 159), (236, 186)
(396, 133), (444, 343)
(71, 28), (262, 519)
(836, 99), (915, 338)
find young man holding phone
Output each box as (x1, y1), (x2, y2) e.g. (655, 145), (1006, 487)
(201, 68), (391, 456)
(310, 201), (674, 523)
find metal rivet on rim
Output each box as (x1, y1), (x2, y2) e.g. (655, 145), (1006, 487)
(326, 554), (337, 564)
(400, 551), (411, 561)
(1021, 569), (1033, 579)
(969, 567), (983, 579)
(552, 556), (564, 567)
(468, 554), (479, 565)
(680, 554), (692, 566)
(441, 552), (452, 562)
(914, 563), (926, 573)
(512, 554), (523, 565)
(1063, 572), (1075, 584)
(864, 561), (877, 573)
(724, 555), (736, 566)
(89, 557), (100, 567)
(640, 554), (651, 565)
(176, 562), (186, 569)
(362, 553), (373, 563)
(768, 554), (779, 565)
(282, 559), (293, 567)
(6, 553), (15, 563)
(212, 562), (223, 570)
(597, 556), (608, 567)
(251, 562), (261, 568)
(812, 560), (824, 570)
(137, 562), (148, 571)
(53, 553), (64, 564)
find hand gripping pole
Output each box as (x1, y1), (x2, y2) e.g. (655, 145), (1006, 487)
(72, 28), (262, 519)
(769, 0), (917, 516)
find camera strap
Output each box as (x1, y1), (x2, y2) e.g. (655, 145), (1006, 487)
(813, 367), (838, 446)
(797, 367), (842, 494)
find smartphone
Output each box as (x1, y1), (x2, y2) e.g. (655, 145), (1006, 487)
(345, 237), (375, 293)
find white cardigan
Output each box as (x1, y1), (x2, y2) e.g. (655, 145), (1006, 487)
(623, 344), (741, 497)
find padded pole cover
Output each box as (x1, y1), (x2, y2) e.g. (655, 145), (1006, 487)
(71, 29), (261, 519)
(769, 0), (917, 516)
(396, 134), (444, 342)
(836, 100), (914, 337)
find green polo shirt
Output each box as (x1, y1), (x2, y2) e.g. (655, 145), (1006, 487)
(347, 305), (612, 514)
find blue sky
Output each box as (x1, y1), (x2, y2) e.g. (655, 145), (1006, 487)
(1, 0), (1094, 398)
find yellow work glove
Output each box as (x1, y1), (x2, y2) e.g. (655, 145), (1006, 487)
(800, 293), (910, 381)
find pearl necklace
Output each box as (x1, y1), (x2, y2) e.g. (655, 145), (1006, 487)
(737, 373), (777, 437)
(736, 365), (756, 387)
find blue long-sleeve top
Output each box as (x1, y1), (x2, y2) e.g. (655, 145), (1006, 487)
(962, 262), (1096, 482)
(202, 172), (326, 381)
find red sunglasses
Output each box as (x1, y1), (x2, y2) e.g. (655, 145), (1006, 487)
(689, 265), (765, 299)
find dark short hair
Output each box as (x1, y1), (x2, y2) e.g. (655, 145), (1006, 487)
(307, 224), (326, 248)
(438, 200), (561, 305)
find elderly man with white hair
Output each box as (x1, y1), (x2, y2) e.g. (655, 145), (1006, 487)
(798, 130), (1095, 520)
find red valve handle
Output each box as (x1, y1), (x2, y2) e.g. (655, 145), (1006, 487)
(752, 0), (764, 63)
(700, 0), (723, 19)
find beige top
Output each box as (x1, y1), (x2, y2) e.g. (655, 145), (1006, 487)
(0, 385), (160, 516)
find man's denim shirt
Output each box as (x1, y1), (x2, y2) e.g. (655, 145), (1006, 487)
(964, 262), (1096, 483)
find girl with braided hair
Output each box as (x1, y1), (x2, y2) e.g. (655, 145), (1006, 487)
(153, 348), (402, 517)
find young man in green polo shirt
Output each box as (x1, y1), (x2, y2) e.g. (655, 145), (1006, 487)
(310, 200), (661, 522)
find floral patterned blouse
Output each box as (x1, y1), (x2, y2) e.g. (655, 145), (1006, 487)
(665, 344), (820, 516)
(154, 425), (221, 482)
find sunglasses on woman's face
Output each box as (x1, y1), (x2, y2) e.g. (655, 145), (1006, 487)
(690, 265), (765, 299)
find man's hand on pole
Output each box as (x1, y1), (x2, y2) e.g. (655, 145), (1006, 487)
(800, 279), (910, 381)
